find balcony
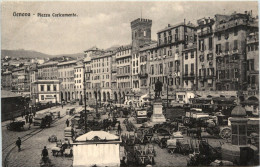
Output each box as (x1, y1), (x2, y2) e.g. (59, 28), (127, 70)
(183, 72), (195, 80)
(117, 72), (131, 77)
(138, 73), (148, 78)
(205, 75), (215, 79)
(111, 67), (117, 73)
(198, 76), (205, 81)
(198, 29), (213, 37)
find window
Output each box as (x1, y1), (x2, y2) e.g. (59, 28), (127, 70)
(185, 64), (188, 75)
(185, 53), (188, 60)
(191, 64), (194, 75)
(209, 37), (213, 50)
(226, 69), (229, 79)
(151, 65), (154, 75)
(234, 40), (238, 50)
(41, 85), (44, 91)
(199, 39), (204, 51)
(225, 42), (229, 51)
(53, 85), (57, 91)
(191, 51), (194, 58)
(41, 95), (44, 100)
(234, 28), (238, 36)
(218, 34), (221, 40)
(199, 69), (201, 76)
(159, 64), (163, 74)
(216, 44), (222, 54)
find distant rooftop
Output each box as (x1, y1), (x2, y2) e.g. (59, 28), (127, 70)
(57, 60), (77, 66)
(158, 22), (196, 33)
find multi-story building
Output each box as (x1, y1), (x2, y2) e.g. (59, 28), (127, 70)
(1, 71), (12, 90)
(111, 52), (118, 103)
(31, 80), (61, 104)
(246, 29), (259, 98)
(84, 56), (92, 100)
(214, 12), (255, 92)
(57, 60), (77, 102)
(149, 22), (196, 99)
(139, 42), (157, 93)
(131, 18), (152, 93)
(116, 45), (132, 101)
(196, 17), (215, 91)
(91, 49), (115, 104)
(12, 66), (30, 94)
(37, 61), (58, 80)
(74, 63), (84, 101)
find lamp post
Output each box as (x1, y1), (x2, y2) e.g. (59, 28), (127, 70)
(83, 61), (87, 133)
(95, 86), (98, 114)
(167, 72), (172, 108)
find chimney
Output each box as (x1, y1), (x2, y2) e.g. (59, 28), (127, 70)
(184, 19), (186, 25)
(168, 24), (171, 27)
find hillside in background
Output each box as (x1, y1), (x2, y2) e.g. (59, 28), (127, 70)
(1, 49), (84, 59)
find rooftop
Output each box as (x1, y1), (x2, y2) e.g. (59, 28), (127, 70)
(57, 60), (77, 66)
(157, 21), (196, 33)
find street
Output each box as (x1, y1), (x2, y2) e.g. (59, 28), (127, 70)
(2, 105), (81, 167)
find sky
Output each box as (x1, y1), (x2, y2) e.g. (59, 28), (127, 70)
(1, 1), (258, 55)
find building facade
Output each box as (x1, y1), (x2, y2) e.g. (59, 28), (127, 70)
(214, 13), (249, 91)
(131, 18), (152, 93)
(246, 28), (259, 99)
(37, 61), (58, 80)
(1, 71), (12, 90)
(74, 63), (84, 101)
(58, 60), (77, 102)
(197, 17), (215, 91)
(31, 80), (60, 104)
(12, 66), (30, 94)
(116, 45), (132, 102)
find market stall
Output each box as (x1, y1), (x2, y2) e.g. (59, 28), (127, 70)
(72, 131), (121, 167)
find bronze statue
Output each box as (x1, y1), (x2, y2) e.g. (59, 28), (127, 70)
(154, 79), (163, 98)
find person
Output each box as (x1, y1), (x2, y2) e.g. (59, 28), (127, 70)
(66, 119), (69, 127)
(117, 122), (122, 135)
(25, 115), (29, 123)
(16, 137), (21, 152)
(21, 111), (24, 118)
(62, 103), (63, 109)
(28, 115), (33, 129)
(41, 146), (49, 163)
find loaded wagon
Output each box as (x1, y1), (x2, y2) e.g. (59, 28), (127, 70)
(135, 109), (148, 124)
(34, 113), (53, 128)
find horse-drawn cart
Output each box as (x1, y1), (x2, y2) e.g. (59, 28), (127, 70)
(7, 120), (25, 131)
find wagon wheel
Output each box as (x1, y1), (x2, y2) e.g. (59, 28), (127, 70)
(219, 127), (231, 139)
(183, 118), (190, 125)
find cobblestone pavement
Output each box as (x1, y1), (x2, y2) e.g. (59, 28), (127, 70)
(3, 107), (227, 167)
(2, 105), (81, 167)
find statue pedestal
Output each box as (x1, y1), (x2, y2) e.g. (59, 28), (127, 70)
(151, 98), (166, 123)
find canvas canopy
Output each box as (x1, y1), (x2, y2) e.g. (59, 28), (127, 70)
(73, 131), (121, 167)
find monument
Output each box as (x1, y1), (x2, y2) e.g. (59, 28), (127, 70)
(151, 79), (166, 123)
(221, 106), (258, 165)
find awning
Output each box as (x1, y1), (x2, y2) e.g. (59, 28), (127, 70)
(75, 131), (120, 142)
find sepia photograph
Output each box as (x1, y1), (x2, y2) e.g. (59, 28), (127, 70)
(1, 1), (259, 167)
